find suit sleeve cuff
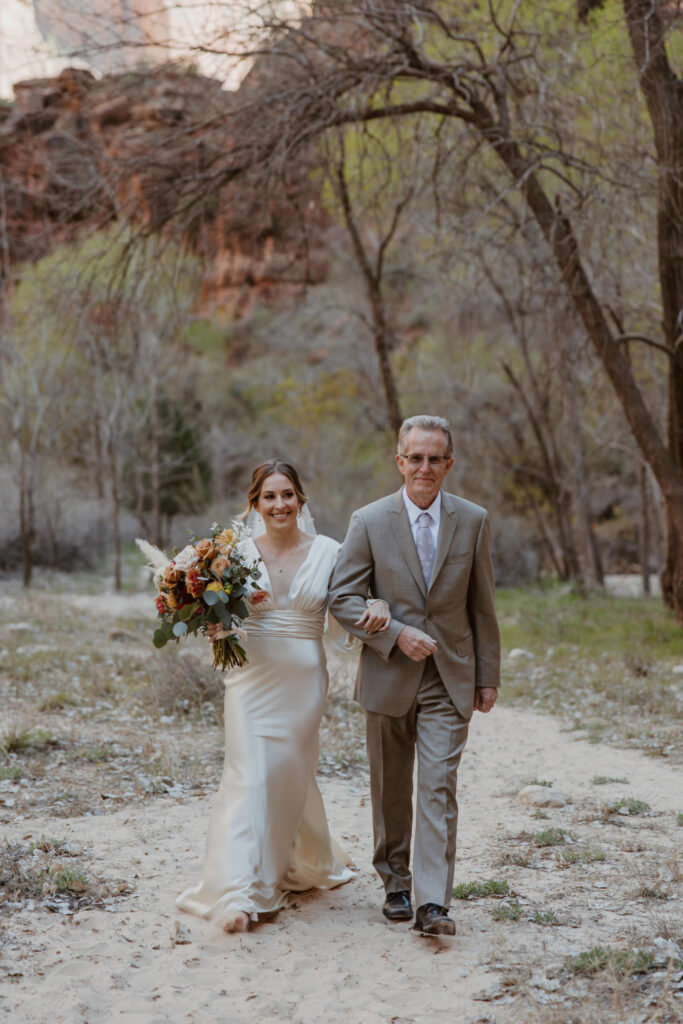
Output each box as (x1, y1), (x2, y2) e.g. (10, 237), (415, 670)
(361, 619), (404, 661)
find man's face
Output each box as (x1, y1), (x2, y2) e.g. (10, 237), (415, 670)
(396, 427), (453, 509)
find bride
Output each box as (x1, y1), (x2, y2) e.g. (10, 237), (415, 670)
(176, 459), (390, 932)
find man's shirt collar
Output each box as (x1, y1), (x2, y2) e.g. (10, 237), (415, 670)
(402, 487), (442, 526)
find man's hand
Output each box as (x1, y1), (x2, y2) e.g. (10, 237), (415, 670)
(475, 687), (498, 713)
(355, 599), (391, 635)
(397, 626), (438, 662)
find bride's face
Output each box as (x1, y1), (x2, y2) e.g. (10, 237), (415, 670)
(255, 472), (301, 536)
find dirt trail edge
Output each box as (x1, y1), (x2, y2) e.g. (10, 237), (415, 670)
(1, 704), (680, 1024)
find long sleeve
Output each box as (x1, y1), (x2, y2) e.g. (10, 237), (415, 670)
(328, 512), (404, 663)
(467, 513), (501, 689)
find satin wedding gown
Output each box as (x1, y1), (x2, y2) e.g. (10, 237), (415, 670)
(176, 534), (354, 922)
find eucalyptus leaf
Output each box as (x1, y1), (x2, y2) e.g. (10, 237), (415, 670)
(232, 598), (248, 619)
(173, 621), (188, 637)
(179, 601), (199, 621)
(217, 589), (229, 604)
(215, 603), (230, 627)
(203, 589), (220, 606)
(153, 629), (168, 648)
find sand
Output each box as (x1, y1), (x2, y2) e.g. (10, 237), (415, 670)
(1, 701), (681, 1024)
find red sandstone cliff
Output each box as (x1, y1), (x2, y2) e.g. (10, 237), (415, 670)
(0, 64), (330, 314)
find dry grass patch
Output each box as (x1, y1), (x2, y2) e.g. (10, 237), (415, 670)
(141, 648), (224, 717)
(0, 839), (132, 912)
(498, 585), (683, 762)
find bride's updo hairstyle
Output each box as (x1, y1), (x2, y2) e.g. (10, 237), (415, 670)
(244, 460), (308, 515)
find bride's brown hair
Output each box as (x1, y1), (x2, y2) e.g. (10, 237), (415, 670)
(243, 460), (308, 515)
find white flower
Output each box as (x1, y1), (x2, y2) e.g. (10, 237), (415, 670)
(173, 544), (199, 572)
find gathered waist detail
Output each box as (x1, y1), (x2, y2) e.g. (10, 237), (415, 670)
(246, 610), (325, 640)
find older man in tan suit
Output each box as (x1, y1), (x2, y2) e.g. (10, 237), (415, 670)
(329, 414), (500, 935)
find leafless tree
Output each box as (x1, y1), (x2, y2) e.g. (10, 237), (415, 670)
(158, 0), (683, 616)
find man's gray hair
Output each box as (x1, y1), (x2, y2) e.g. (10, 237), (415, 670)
(398, 415), (453, 457)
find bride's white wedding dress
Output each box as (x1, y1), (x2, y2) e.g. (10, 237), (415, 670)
(176, 534), (354, 922)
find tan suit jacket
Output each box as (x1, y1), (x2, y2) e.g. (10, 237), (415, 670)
(329, 489), (500, 720)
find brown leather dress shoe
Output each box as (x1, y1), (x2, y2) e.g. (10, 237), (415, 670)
(413, 903), (456, 935)
(382, 890), (413, 921)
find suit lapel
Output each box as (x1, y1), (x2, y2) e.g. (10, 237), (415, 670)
(429, 492), (459, 591)
(388, 490), (426, 596)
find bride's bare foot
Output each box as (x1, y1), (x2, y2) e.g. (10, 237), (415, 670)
(222, 910), (250, 933)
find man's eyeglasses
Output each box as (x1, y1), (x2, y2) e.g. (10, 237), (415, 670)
(399, 454), (450, 466)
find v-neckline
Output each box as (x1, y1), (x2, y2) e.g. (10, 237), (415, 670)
(253, 534), (319, 610)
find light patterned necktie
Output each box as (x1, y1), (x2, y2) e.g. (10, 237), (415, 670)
(416, 512), (435, 585)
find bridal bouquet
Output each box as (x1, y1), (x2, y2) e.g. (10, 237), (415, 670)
(136, 523), (261, 671)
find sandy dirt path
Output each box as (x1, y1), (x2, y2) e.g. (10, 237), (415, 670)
(1, 701), (680, 1024)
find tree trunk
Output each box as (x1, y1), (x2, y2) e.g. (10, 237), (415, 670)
(519, 478), (565, 577)
(502, 360), (581, 581)
(149, 384), (162, 547)
(18, 449), (35, 588)
(563, 343), (603, 586)
(93, 414), (105, 500)
(367, 282), (403, 435)
(622, 0), (683, 615)
(471, 100), (683, 620)
(334, 156), (403, 434)
(109, 439), (122, 593)
(639, 461), (651, 596)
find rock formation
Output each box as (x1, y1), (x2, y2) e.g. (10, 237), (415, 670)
(0, 63), (330, 315)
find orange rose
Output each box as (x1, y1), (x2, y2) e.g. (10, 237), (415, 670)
(251, 589), (270, 605)
(210, 554), (229, 578)
(195, 538), (217, 560)
(163, 565), (182, 585)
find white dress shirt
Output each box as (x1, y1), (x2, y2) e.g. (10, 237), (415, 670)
(402, 488), (441, 552)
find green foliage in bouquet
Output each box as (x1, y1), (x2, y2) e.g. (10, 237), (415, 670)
(137, 524), (261, 671)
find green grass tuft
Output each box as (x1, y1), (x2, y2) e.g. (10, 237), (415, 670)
(564, 946), (654, 977)
(532, 909), (558, 925)
(452, 879), (509, 900)
(603, 797), (650, 816)
(592, 775), (629, 785)
(51, 868), (89, 893)
(492, 902), (523, 922)
(559, 848), (606, 865)
(80, 746), (116, 763)
(532, 827), (575, 847)
(38, 691), (79, 712)
(1, 728), (58, 754)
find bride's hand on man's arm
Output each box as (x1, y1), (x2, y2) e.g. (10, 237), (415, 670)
(355, 599), (391, 634)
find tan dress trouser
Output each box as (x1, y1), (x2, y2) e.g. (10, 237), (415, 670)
(365, 656), (469, 909)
